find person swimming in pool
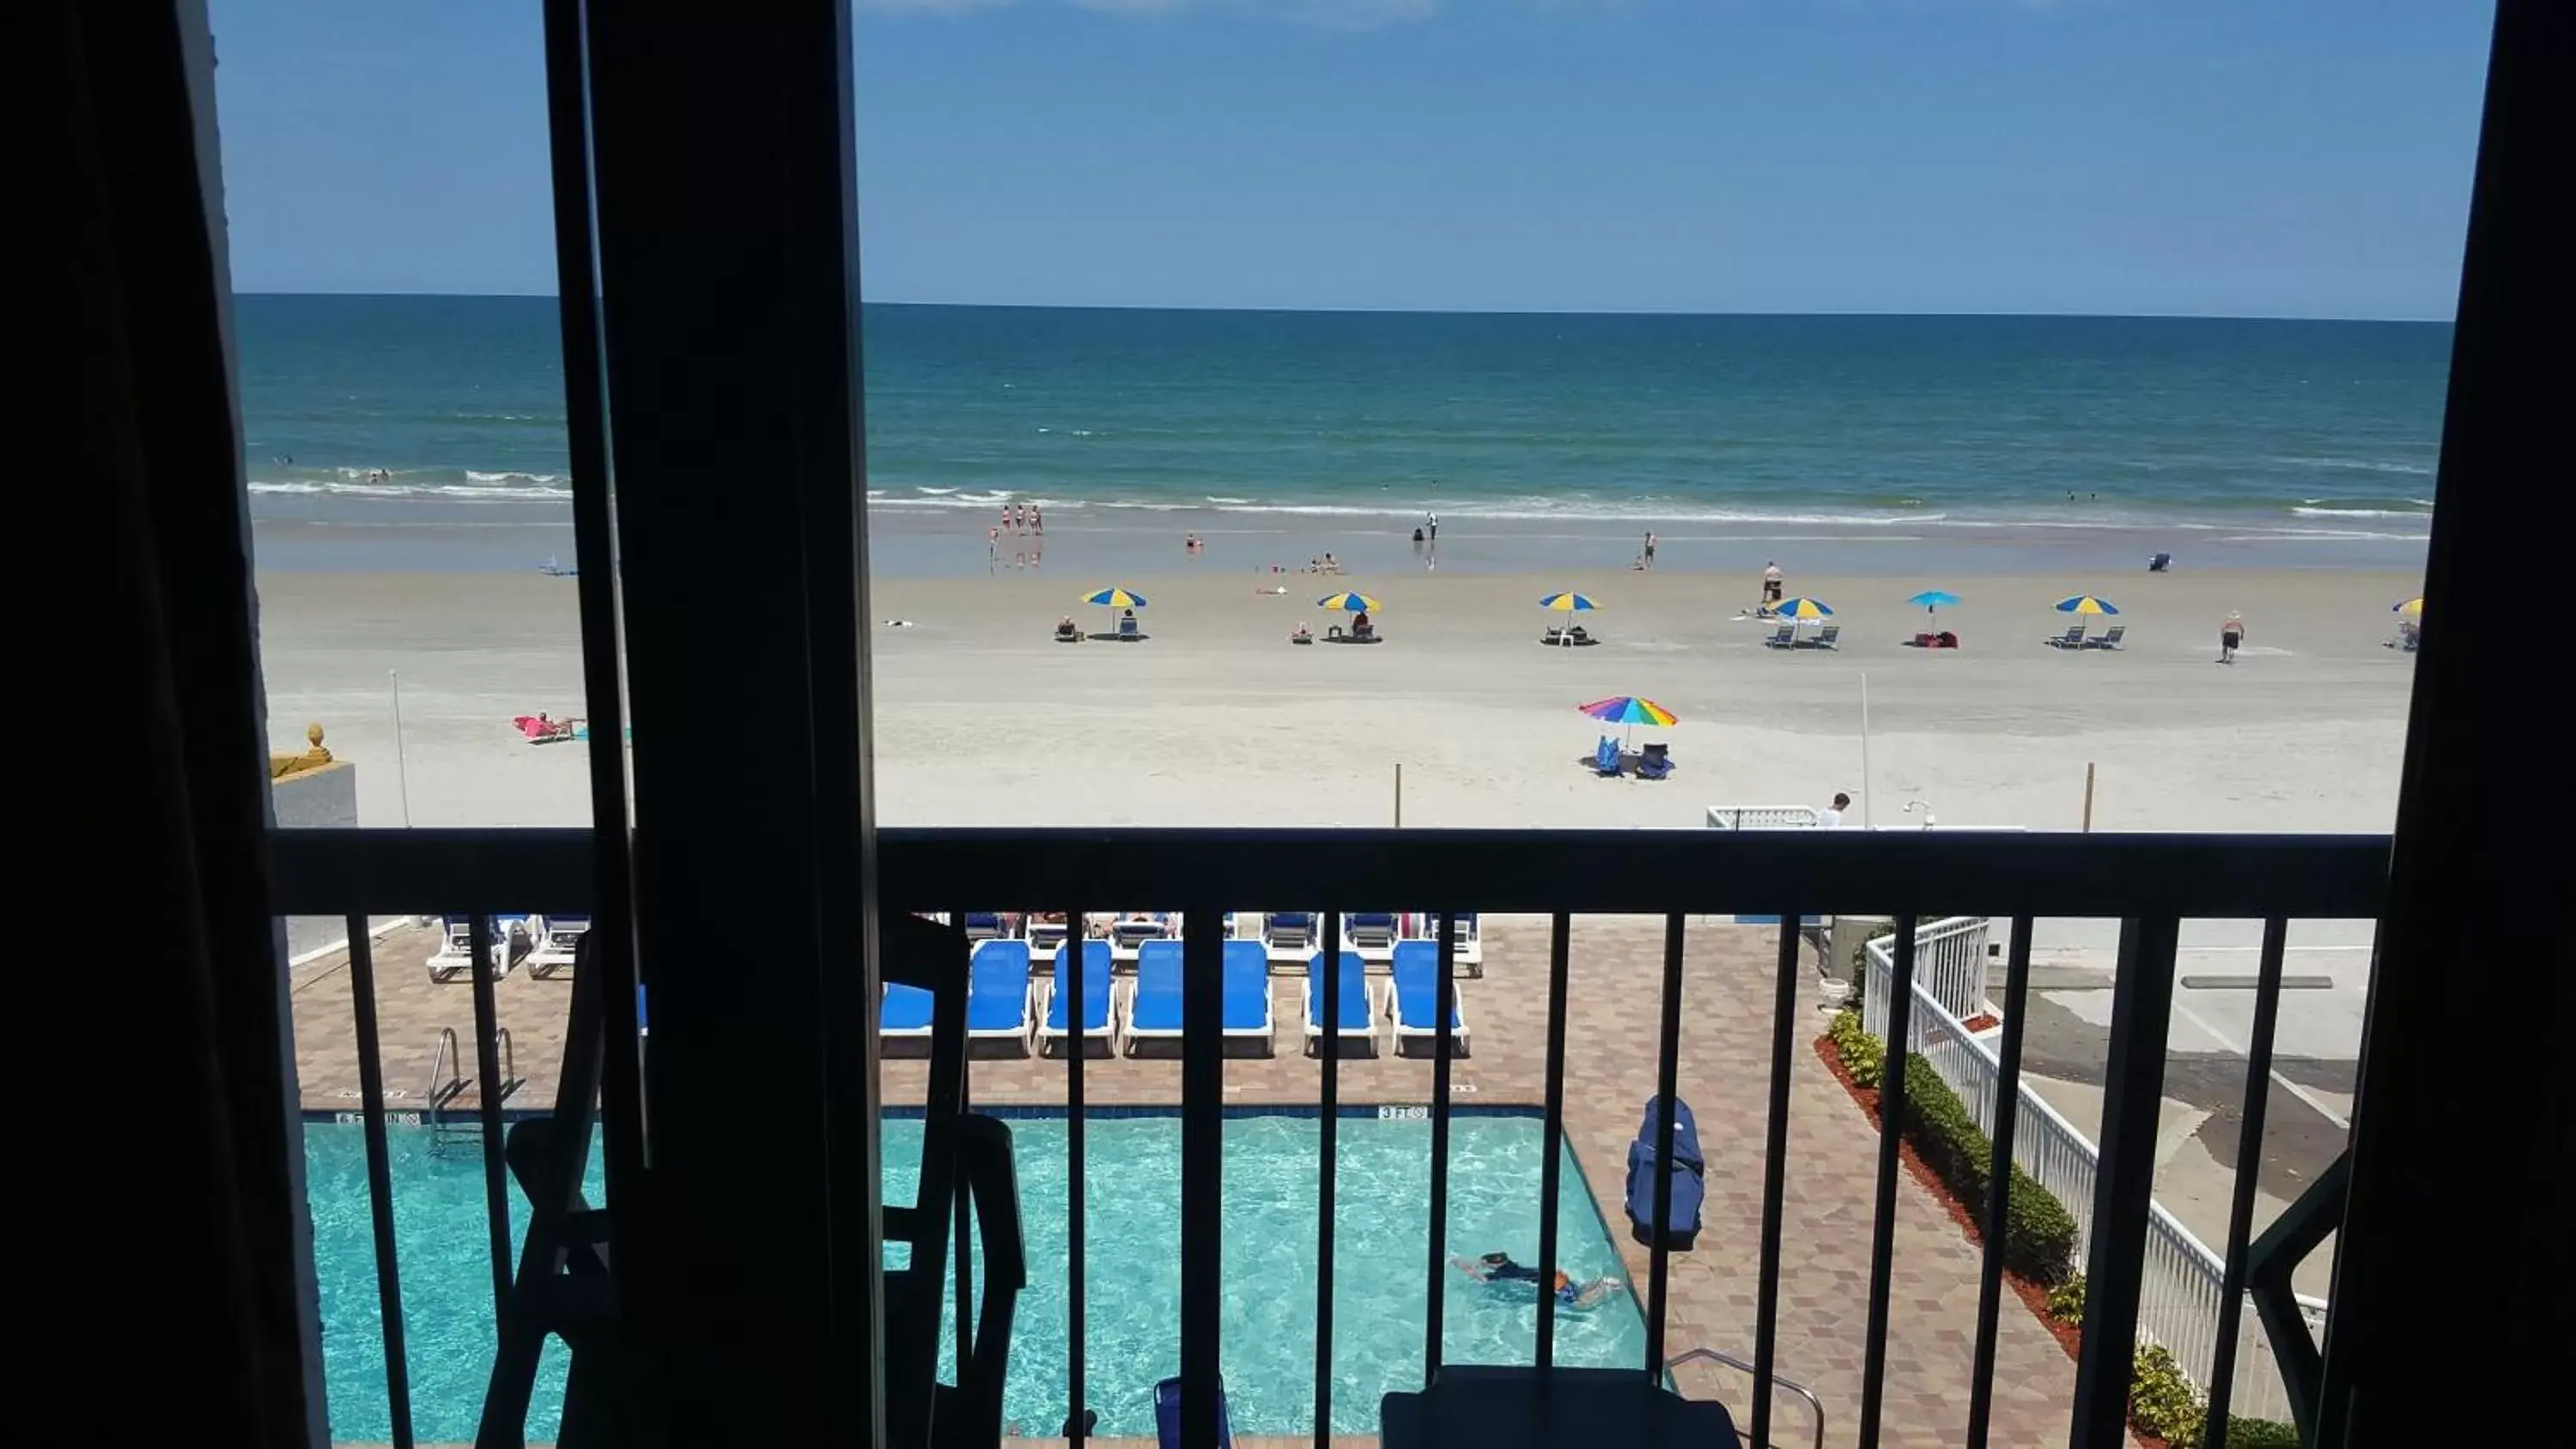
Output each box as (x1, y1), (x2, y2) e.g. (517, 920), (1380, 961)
(1453, 1253), (1627, 1310)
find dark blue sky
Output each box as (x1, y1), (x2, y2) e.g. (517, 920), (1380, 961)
(210, 1), (2494, 318)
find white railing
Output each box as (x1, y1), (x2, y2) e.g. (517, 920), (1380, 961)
(1862, 938), (2330, 1424)
(1704, 804), (1823, 830)
(1859, 915), (1991, 1032)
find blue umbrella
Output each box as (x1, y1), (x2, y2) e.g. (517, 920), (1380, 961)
(1908, 590), (1963, 614)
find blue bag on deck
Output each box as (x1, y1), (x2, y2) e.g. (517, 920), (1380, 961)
(1624, 1094), (1705, 1251)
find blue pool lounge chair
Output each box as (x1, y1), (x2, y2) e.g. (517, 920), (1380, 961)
(1390, 940), (1469, 1055)
(1224, 940), (1275, 1047)
(882, 981), (935, 1040)
(966, 939), (1035, 1046)
(1156, 1374), (1236, 1449)
(1346, 910), (1400, 961)
(1303, 950), (1376, 1053)
(1041, 939), (1115, 1052)
(1264, 909), (1318, 966)
(962, 911), (1006, 940)
(1124, 940), (1277, 1054)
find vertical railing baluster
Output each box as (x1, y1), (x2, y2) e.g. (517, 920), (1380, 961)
(1856, 914), (1917, 1448)
(1422, 911), (1458, 1379)
(2070, 915), (2183, 1449)
(1965, 917), (2038, 1449)
(1748, 914), (1802, 1448)
(1066, 903), (1087, 1440)
(1642, 913), (1686, 1379)
(1534, 912), (1571, 1368)
(346, 918), (416, 1449)
(2202, 918), (2289, 1448)
(466, 913), (514, 1319)
(1180, 905), (1226, 1449)
(952, 909), (974, 1382)
(1314, 907), (1342, 1449)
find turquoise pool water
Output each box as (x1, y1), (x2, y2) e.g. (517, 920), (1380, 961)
(304, 1111), (1646, 1439)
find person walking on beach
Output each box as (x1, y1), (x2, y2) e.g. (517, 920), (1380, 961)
(1818, 791), (1850, 828)
(1763, 561), (1784, 605)
(1030, 503), (1044, 536)
(1643, 532), (1657, 568)
(2218, 611), (2245, 664)
(1427, 512), (1439, 543)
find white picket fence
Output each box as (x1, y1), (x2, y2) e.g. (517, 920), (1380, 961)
(1862, 931), (2330, 1424)
(1857, 915), (1993, 1030)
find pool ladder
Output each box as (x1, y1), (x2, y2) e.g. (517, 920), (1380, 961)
(426, 1025), (519, 1155)
(1666, 1346), (1826, 1449)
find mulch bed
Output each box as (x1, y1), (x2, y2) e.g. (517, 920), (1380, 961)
(1812, 1033), (2162, 1447)
(1960, 1011), (2001, 1034)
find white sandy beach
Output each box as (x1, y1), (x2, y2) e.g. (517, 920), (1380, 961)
(254, 561), (2419, 836)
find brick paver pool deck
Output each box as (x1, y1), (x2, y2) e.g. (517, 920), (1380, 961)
(291, 917), (2084, 1447)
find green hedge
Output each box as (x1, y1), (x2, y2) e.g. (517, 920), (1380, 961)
(2129, 1343), (2304, 1447)
(1825, 1009), (2079, 1286)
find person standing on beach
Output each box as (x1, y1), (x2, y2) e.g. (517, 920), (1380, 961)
(2218, 611), (2245, 664)
(1427, 512), (1439, 543)
(1643, 532), (1657, 568)
(1763, 560), (1784, 605)
(1030, 504), (1044, 536)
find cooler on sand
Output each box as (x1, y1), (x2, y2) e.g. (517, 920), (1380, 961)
(1625, 1094), (1705, 1251)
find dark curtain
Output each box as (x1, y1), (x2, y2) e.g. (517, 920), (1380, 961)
(43, 2), (319, 1443)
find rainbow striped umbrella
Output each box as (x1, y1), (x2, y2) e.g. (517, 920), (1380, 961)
(1317, 591), (1381, 613)
(1540, 591), (1600, 612)
(2054, 595), (2120, 616)
(1578, 694), (1677, 749)
(1082, 586), (1148, 609)
(1772, 597), (1834, 621)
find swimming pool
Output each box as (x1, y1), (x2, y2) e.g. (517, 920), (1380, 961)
(303, 1110), (1646, 1439)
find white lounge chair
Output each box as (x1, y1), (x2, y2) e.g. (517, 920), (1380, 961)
(428, 914), (515, 983)
(1346, 912), (1400, 965)
(526, 914), (589, 978)
(1264, 910), (1319, 967)
(1024, 915), (1070, 957)
(1109, 912), (1175, 963)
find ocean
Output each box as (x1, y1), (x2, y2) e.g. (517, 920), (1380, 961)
(238, 296), (2444, 578)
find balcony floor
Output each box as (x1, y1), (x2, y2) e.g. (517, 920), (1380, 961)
(291, 919), (2081, 1448)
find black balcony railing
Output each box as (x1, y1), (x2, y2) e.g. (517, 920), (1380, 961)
(271, 825), (2386, 1449)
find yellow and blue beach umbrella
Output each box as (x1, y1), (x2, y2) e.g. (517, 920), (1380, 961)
(1772, 597), (1834, 621)
(1540, 591), (1600, 612)
(1578, 695), (1678, 727)
(1907, 590), (1962, 613)
(1082, 586), (1148, 609)
(2393, 597), (2424, 616)
(2053, 595), (2120, 616)
(1317, 591), (1381, 613)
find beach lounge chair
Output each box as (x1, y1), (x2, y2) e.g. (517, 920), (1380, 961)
(882, 981), (936, 1044)
(1155, 1374), (1236, 1449)
(1025, 915), (1070, 955)
(1117, 614), (1142, 640)
(966, 940), (1035, 1050)
(1264, 910), (1317, 967)
(1390, 940), (1469, 1056)
(2046, 623), (2087, 649)
(1222, 941), (1275, 1049)
(1569, 624), (1594, 646)
(1814, 622), (1841, 650)
(1110, 912), (1174, 961)
(526, 913), (589, 977)
(1542, 625), (1566, 646)
(428, 914), (517, 983)
(962, 911), (1008, 941)
(1303, 950), (1376, 1055)
(1352, 621), (1379, 643)
(1637, 743), (1674, 781)
(2087, 624), (2127, 651)
(1346, 911), (1400, 962)
(1594, 736), (1621, 777)
(1040, 940), (1115, 1055)
(1122, 940), (1276, 1055)
(1764, 622), (1795, 649)
(1450, 912), (1484, 976)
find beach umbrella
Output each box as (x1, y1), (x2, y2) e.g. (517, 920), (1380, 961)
(2053, 595), (2120, 615)
(1316, 591), (1381, 613)
(2393, 597), (2424, 616)
(1082, 586), (1148, 609)
(1540, 591), (1600, 612)
(1907, 590), (1962, 614)
(1577, 694), (1678, 749)
(1773, 597), (1834, 622)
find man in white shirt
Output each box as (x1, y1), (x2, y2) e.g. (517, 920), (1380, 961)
(1818, 791), (1850, 828)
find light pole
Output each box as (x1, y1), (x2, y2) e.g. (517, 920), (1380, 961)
(389, 668), (414, 828)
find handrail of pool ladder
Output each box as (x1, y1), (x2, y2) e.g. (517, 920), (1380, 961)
(1666, 1346), (1826, 1449)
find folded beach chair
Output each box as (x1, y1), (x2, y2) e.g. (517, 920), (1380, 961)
(2046, 622), (2087, 649)
(1346, 911), (1400, 962)
(1594, 736), (1621, 777)
(1041, 940), (1115, 1054)
(1303, 950), (1376, 1054)
(1264, 910), (1316, 967)
(1815, 622), (1841, 650)
(1764, 622), (1795, 649)
(1637, 743), (1674, 781)
(1155, 1374), (1236, 1449)
(882, 981), (936, 1042)
(2088, 623), (2126, 651)
(1391, 940), (1469, 1056)
(526, 913), (589, 978)
(965, 940), (1035, 1049)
